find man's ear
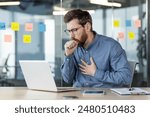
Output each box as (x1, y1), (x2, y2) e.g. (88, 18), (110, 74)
(85, 22), (91, 32)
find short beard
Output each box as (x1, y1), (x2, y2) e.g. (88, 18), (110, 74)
(79, 33), (87, 47)
(71, 33), (87, 47)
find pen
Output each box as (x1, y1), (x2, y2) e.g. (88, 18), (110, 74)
(129, 87), (134, 91)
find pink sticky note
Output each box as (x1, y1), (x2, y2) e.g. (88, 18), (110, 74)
(134, 19), (141, 28)
(25, 23), (33, 31)
(4, 34), (12, 43)
(118, 32), (125, 40)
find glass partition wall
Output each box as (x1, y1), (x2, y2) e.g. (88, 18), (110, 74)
(0, 0), (148, 87)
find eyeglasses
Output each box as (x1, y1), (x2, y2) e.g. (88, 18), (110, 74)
(64, 26), (82, 35)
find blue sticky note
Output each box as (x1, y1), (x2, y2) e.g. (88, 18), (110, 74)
(0, 22), (6, 30)
(126, 20), (131, 27)
(38, 23), (46, 32)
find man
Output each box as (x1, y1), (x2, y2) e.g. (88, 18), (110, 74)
(61, 9), (132, 88)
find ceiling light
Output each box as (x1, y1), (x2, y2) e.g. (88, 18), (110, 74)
(53, 11), (68, 15)
(53, 10), (95, 16)
(89, 0), (122, 7)
(53, 6), (66, 11)
(0, 1), (20, 6)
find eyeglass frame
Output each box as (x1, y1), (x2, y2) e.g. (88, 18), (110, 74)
(64, 26), (83, 35)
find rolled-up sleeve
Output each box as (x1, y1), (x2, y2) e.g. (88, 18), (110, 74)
(61, 54), (76, 84)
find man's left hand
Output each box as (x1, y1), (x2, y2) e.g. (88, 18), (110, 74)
(79, 57), (96, 76)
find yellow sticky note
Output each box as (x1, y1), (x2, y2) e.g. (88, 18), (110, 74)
(23, 35), (31, 43)
(128, 32), (135, 40)
(4, 34), (12, 43)
(11, 22), (20, 31)
(113, 20), (120, 27)
(25, 23), (33, 31)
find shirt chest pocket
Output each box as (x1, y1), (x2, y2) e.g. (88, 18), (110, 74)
(77, 51), (91, 65)
(83, 53), (91, 64)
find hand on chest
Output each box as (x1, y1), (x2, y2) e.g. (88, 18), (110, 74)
(75, 48), (109, 71)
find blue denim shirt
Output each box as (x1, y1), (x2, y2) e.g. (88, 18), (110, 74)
(61, 34), (132, 88)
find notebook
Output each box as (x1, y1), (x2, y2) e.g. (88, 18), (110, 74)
(110, 88), (150, 95)
(19, 60), (78, 92)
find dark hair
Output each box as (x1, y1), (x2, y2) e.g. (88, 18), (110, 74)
(64, 9), (92, 29)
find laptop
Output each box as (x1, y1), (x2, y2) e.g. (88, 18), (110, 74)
(19, 60), (78, 92)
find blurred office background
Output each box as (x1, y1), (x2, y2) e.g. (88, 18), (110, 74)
(0, 0), (149, 87)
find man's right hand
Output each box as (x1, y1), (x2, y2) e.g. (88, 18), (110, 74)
(64, 40), (78, 56)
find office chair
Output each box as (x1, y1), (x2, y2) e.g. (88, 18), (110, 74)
(0, 55), (14, 86)
(128, 61), (138, 88)
(0, 58), (8, 86)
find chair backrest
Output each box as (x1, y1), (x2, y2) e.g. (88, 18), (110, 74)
(0, 58), (6, 76)
(128, 61), (138, 87)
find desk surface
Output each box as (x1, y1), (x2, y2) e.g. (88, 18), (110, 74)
(1, 87), (150, 100)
